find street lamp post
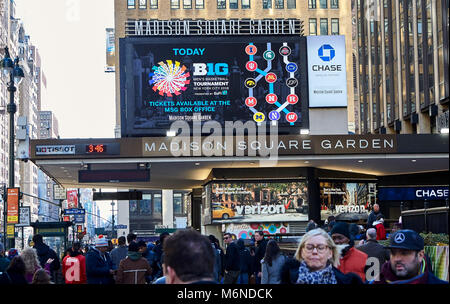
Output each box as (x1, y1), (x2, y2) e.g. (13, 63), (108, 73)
(1, 47), (25, 248)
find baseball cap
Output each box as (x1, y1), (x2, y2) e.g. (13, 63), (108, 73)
(386, 229), (424, 251)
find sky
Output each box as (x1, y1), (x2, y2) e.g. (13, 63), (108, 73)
(14, 0), (116, 139)
(14, 0), (116, 218)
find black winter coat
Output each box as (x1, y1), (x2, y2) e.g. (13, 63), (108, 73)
(33, 243), (60, 280)
(237, 240), (252, 274)
(254, 239), (267, 273)
(224, 242), (240, 271)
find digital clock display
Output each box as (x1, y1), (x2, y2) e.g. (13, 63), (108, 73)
(85, 144), (107, 154)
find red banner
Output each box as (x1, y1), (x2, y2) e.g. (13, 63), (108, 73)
(67, 190), (78, 209)
(7, 188), (20, 224)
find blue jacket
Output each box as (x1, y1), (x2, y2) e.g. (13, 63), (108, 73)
(110, 245), (128, 270)
(86, 248), (114, 284)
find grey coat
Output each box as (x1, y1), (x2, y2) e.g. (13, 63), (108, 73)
(261, 254), (286, 284)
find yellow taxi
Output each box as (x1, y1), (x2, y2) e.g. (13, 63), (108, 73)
(212, 205), (235, 220)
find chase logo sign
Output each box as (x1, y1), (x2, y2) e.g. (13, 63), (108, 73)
(318, 44), (335, 62)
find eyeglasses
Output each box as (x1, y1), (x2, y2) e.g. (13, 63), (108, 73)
(303, 244), (329, 253)
(223, 236), (230, 240)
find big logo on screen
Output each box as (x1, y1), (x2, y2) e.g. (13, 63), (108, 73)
(149, 60), (191, 97)
(318, 44), (335, 62)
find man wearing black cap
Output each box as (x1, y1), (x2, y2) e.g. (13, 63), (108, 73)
(371, 230), (447, 284)
(331, 222), (368, 282)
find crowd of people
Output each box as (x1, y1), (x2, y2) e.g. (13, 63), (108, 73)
(0, 205), (447, 285)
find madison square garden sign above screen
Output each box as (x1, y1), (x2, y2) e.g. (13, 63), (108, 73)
(120, 34), (347, 137)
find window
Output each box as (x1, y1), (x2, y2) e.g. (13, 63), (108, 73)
(287, 0), (296, 8)
(217, 0), (226, 9)
(195, 0), (204, 8)
(242, 0), (250, 9)
(330, 0), (338, 8)
(309, 0), (316, 8)
(153, 194), (162, 214)
(320, 0), (327, 8)
(171, 0), (180, 9)
(320, 18), (328, 35)
(263, 0), (272, 8)
(149, 0), (158, 9)
(174, 193), (183, 214)
(139, 0), (147, 9)
(140, 199), (151, 215)
(275, 0), (284, 8)
(331, 18), (339, 35)
(309, 18), (317, 35)
(230, 0), (238, 8)
(127, 0), (136, 9)
(183, 0), (192, 8)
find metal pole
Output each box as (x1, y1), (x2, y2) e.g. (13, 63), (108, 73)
(111, 202), (115, 239)
(2, 184), (6, 247)
(7, 72), (16, 249)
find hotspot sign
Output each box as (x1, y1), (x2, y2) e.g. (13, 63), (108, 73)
(307, 35), (347, 108)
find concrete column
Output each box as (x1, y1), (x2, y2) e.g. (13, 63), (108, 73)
(117, 198), (129, 238)
(162, 190), (174, 228)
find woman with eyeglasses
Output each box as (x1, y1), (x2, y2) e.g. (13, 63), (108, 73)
(294, 228), (363, 284)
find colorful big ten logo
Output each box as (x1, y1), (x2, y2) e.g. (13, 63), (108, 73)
(286, 94), (299, 105)
(253, 112), (265, 123)
(192, 63), (229, 76)
(265, 73), (277, 83)
(266, 94), (278, 104)
(245, 97), (257, 107)
(286, 112), (298, 123)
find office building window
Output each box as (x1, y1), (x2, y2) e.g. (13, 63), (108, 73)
(153, 194), (162, 214)
(171, 0), (180, 9)
(330, 0), (338, 8)
(183, 0), (192, 8)
(174, 193), (183, 214)
(287, 0), (296, 8)
(127, 0), (136, 9)
(331, 18), (339, 34)
(138, 0), (147, 9)
(195, 0), (204, 8)
(149, 0), (158, 9)
(320, 18), (328, 35)
(309, 0), (316, 8)
(275, 0), (284, 8)
(320, 0), (327, 8)
(230, 0), (238, 8)
(309, 18), (317, 35)
(263, 0), (272, 8)
(242, 0), (250, 9)
(217, 0), (226, 9)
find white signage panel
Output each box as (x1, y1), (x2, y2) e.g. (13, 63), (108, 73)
(307, 35), (348, 108)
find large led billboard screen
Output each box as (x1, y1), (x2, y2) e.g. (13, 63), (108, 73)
(119, 36), (309, 136)
(205, 181), (309, 224)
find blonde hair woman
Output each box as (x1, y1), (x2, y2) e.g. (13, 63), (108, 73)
(294, 228), (362, 284)
(21, 248), (52, 283)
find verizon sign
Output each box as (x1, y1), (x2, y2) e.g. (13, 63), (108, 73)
(36, 145), (75, 155)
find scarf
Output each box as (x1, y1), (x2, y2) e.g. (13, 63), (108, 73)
(296, 261), (338, 284)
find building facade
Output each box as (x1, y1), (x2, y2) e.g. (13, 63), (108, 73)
(355, 0), (449, 134)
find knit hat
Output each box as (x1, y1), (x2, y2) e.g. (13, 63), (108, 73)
(7, 248), (18, 260)
(330, 222), (351, 240)
(94, 235), (108, 247)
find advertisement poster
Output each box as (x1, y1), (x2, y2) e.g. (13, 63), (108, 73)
(307, 35), (347, 107)
(320, 182), (377, 221)
(7, 188), (20, 224)
(67, 189), (78, 209)
(225, 223), (290, 240)
(120, 36), (309, 136)
(209, 181), (308, 223)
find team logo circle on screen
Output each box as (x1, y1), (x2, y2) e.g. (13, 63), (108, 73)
(149, 60), (190, 97)
(318, 44), (336, 62)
